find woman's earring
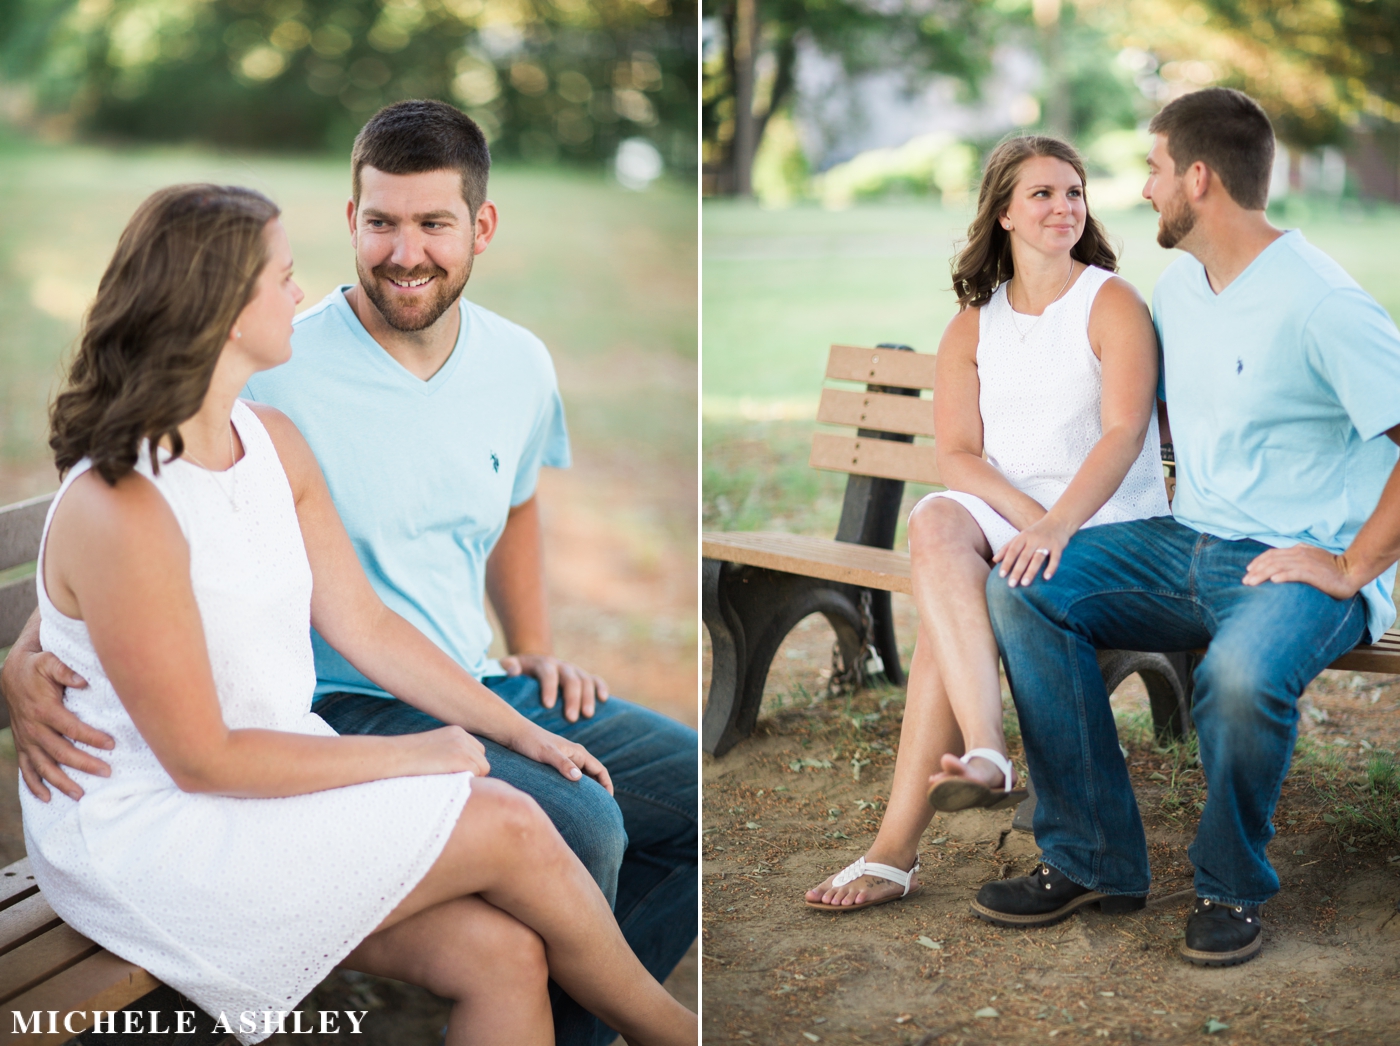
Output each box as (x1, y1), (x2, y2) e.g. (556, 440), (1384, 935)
(234, 330), (242, 339)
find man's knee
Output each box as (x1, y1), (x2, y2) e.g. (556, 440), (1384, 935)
(1194, 646), (1288, 729)
(553, 780), (628, 885)
(984, 566), (1040, 627)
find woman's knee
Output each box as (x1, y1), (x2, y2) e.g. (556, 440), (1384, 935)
(445, 778), (561, 876)
(908, 496), (979, 560)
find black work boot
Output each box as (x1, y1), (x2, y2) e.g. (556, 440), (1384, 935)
(971, 862), (1147, 927)
(1179, 897), (1263, 966)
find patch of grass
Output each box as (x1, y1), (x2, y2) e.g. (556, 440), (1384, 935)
(1113, 704), (1155, 750)
(1147, 733), (1207, 827)
(702, 419), (847, 533)
(1320, 750), (1400, 843)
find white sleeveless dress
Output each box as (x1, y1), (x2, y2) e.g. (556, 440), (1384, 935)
(927, 265), (1170, 550)
(21, 401), (474, 1044)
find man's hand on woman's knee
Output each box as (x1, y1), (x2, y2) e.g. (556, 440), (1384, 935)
(0, 609), (112, 802)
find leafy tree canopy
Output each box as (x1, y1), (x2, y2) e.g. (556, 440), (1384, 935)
(1, 0), (696, 167)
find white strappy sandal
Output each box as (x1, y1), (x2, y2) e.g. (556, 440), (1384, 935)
(804, 855), (921, 911)
(927, 747), (1029, 812)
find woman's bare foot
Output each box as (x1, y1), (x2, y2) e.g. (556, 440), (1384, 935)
(926, 750), (1007, 792)
(804, 854), (919, 908)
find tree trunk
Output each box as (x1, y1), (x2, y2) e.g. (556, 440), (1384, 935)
(1035, 0), (1070, 137)
(731, 0), (758, 196)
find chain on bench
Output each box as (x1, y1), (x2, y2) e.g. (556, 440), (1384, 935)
(826, 589), (885, 697)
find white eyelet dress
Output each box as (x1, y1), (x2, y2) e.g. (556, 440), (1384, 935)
(927, 266), (1171, 551)
(21, 401), (474, 1044)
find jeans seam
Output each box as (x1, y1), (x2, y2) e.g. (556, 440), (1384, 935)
(1068, 628), (1107, 888)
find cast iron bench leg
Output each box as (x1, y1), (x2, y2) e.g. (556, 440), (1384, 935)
(703, 560), (868, 756)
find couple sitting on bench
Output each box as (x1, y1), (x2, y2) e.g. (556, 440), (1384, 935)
(0, 101), (696, 1045)
(805, 88), (1400, 968)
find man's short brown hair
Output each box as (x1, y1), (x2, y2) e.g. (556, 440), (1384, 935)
(1148, 88), (1274, 210)
(351, 100), (491, 213)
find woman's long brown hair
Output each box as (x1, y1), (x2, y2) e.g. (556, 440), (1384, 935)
(952, 135), (1117, 309)
(49, 184), (280, 485)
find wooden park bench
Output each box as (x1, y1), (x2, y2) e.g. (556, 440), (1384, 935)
(701, 343), (1400, 765)
(0, 492), (219, 1045)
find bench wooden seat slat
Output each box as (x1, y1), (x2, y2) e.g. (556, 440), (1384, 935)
(0, 495), (52, 574)
(825, 344), (938, 388)
(0, 893), (61, 957)
(3, 950), (159, 1045)
(815, 388), (936, 437)
(0, 923), (101, 1005)
(0, 860), (39, 912)
(703, 531), (913, 593)
(703, 529), (1400, 674)
(809, 433), (941, 486)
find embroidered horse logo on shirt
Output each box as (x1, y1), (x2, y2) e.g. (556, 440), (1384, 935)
(490, 452), (500, 473)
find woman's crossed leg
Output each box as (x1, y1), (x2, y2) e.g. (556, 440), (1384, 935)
(806, 496), (1008, 908)
(345, 777), (694, 1046)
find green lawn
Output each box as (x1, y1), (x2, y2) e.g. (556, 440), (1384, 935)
(703, 196), (1400, 417)
(0, 129), (696, 505)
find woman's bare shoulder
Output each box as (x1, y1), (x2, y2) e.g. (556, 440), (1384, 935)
(938, 305), (981, 358)
(46, 468), (187, 602)
(243, 400), (318, 490)
(1093, 273), (1150, 313)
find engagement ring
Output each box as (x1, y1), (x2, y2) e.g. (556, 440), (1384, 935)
(1035, 548), (1051, 556)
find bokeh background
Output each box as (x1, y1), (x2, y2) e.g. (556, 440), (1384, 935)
(702, 3), (1400, 1043)
(0, 0), (697, 1035)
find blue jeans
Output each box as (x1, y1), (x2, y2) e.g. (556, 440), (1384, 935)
(986, 516), (1366, 907)
(313, 676), (697, 1046)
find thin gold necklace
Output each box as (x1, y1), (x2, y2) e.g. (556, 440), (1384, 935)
(180, 421), (240, 512)
(1008, 259), (1077, 342)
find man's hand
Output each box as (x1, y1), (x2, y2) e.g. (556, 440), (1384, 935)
(499, 653), (609, 723)
(1, 614), (113, 802)
(1242, 543), (1361, 600)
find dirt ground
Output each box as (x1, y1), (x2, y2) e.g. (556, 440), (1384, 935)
(702, 595), (1400, 1046)
(0, 441), (697, 1043)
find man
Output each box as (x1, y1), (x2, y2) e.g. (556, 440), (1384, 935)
(1, 100), (696, 1044)
(972, 88), (1400, 967)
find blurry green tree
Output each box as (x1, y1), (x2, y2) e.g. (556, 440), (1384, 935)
(0, 0), (696, 170)
(1080, 0), (1400, 150)
(702, 0), (997, 195)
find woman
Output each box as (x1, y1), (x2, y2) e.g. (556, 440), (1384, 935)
(806, 136), (1170, 911)
(26, 184), (695, 1045)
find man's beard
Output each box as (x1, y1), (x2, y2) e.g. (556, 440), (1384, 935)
(357, 258), (471, 332)
(1156, 192), (1196, 249)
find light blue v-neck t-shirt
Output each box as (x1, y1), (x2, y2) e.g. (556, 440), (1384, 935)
(244, 287), (571, 695)
(1153, 230), (1400, 643)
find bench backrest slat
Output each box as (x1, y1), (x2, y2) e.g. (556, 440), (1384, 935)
(0, 578), (39, 657)
(825, 344), (937, 389)
(816, 388), (935, 437)
(0, 494), (53, 573)
(810, 433), (941, 486)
